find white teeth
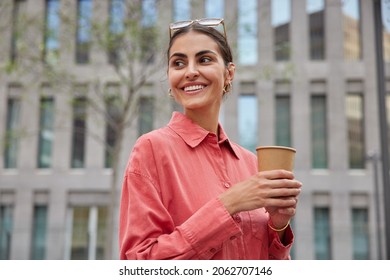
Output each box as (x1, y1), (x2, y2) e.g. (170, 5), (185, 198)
(184, 85), (204, 92)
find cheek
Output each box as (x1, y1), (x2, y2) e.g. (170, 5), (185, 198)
(168, 71), (181, 88)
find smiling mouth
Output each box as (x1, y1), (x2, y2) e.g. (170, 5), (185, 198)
(183, 84), (205, 93)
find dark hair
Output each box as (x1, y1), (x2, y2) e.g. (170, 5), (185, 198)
(167, 23), (233, 66)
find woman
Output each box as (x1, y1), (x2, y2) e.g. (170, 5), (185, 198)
(119, 18), (302, 260)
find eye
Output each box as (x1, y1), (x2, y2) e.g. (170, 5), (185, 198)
(200, 56), (212, 63)
(170, 59), (185, 68)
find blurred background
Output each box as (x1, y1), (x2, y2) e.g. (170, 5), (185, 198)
(1, 0), (390, 260)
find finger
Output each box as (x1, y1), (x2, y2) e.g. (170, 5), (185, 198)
(259, 169), (294, 180)
(267, 187), (301, 198)
(265, 196), (297, 208)
(277, 207), (296, 216)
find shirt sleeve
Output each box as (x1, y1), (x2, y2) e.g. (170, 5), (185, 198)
(267, 225), (294, 259)
(119, 136), (242, 260)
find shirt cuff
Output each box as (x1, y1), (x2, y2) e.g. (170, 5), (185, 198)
(179, 197), (242, 259)
(268, 225), (294, 259)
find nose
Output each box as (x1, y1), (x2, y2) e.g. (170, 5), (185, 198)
(185, 62), (199, 80)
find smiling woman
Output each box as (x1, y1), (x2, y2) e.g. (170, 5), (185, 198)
(119, 19), (302, 260)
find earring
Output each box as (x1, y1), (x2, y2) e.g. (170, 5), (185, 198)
(223, 82), (232, 94)
(168, 88), (174, 98)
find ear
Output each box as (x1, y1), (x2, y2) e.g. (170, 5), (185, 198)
(225, 62), (235, 85)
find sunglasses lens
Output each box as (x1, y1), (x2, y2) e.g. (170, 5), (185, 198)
(170, 21), (193, 30)
(198, 18), (222, 26)
(169, 18), (226, 38)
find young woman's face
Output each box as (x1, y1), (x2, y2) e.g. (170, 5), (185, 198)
(168, 31), (234, 114)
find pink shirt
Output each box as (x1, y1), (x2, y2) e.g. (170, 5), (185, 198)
(119, 112), (293, 260)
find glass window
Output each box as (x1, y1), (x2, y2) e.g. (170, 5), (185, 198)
(352, 208), (369, 259)
(387, 94), (390, 159)
(272, 0), (291, 61)
(275, 95), (291, 147)
(307, 0), (325, 60)
(44, 0), (60, 65)
(96, 207), (107, 260)
(382, 0), (390, 61)
(173, 0), (190, 21)
(142, 0), (157, 27)
(238, 0), (258, 65)
(0, 205), (13, 260)
(108, 0), (125, 65)
(69, 206), (107, 260)
(346, 93), (365, 169)
(104, 86), (122, 168)
(238, 94), (258, 153)
(37, 97), (55, 169)
(205, 0), (224, 18)
(311, 95), (328, 168)
(71, 96), (87, 168)
(141, 0), (158, 63)
(314, 207), (331, 259)
(30, 205), (48, 260)
(70, 206), (89, 259)
(138, 97), (154, 136)
(4, 97), (21, 169)
(76, 0), (93, 64)
(10, 0), (27, 63)
(342, 0), (361, 60)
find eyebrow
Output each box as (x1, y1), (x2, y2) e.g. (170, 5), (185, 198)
(169, 50), (218, 60)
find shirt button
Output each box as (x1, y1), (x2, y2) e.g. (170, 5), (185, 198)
(223, 182), (230, 188)
(234, 215), (241, 223)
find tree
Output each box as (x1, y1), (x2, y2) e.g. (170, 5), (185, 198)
(1, 0), (165, 259)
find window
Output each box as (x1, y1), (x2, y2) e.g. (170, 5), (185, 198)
(383, 0), (390, 61)
(238, 0), (258, 65)
(307, 0), (325, 60)
(314, 207), (331, 259)
(44, 0), (60, 64)
(311, 95), (328, 168)
(387, 94), (390, 159)
(10, 0), (27, 63)
(37, 96), (55, 169)
(238, 88), (258, 153)
(0, 205), (13, 260)
(30, 205), (48, 260)
(346, 88), (365, 169)
(138, 97), (154, 136)
(142, 0), (157, 26)
(71, 96), (87, 168)
(104, 85), (122, 168)
(141, 0), (157, 63)
(108, 0), (125, 65)
(342, 0), (361, 60)
(275, 95), (291, 147)
(4, 97), (21, 169)
(68, 206), (107, 260)
(205, 0), (224, 18)
(173, 0), (190, 21)
(352, 208), (369, 259)
(272, 0), (291, 61)
(76, 0), (92, 64)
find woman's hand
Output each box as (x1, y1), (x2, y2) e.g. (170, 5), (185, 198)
(219, 170), (302, 223)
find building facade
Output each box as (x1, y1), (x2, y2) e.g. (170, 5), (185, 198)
(1, 0), (390, 260)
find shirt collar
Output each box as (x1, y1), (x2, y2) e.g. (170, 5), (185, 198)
(167, 112), (240, 159)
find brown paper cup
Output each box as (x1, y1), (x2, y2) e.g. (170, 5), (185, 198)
(256, 146), (296, 172)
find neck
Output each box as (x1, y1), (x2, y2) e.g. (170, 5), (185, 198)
(185, 108), (219, 135)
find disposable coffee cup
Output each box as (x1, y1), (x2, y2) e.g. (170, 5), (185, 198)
(256, 146), (296, 172)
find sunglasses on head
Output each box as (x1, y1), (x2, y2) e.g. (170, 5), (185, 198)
(169, 18), (226, 39)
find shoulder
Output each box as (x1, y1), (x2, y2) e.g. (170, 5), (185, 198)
(133, 126), (177, 150)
